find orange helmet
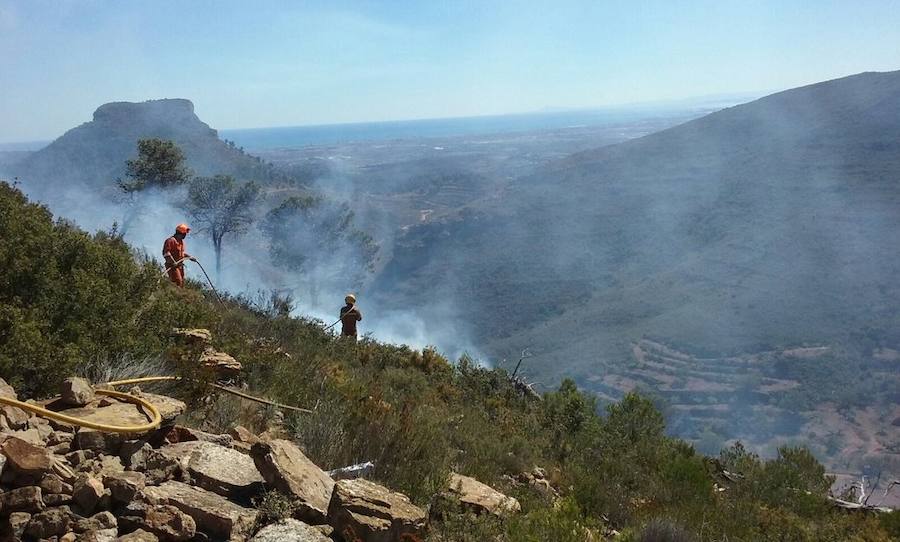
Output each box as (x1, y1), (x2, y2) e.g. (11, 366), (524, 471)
(175, 223), (191, 234)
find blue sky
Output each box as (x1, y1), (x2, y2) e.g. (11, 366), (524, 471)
(1, 0), (899, 143)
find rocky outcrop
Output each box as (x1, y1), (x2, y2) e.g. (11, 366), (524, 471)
(250, 519), (331, 542)
(0, 375), (433, 542)
(171, 328), (213, 344)
(199, 348), (243, 377)
(442, 473), (520, 516)
(327, 479), (427, 542)
(251, 439), (335, 524)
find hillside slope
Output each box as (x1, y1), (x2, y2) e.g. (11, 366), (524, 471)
(1, 179), (897, 540)
(374, 71), (900, 465)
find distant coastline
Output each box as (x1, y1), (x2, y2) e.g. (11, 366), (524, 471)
(219, 106), (722, 152)
(3, 99), (749, 154)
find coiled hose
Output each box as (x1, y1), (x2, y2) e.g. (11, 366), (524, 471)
(0, 376), (310, 435)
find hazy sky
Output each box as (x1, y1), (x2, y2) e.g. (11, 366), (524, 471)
(2, 0), (899, 143)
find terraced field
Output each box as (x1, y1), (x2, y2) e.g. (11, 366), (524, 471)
(586, 339), (900, 479)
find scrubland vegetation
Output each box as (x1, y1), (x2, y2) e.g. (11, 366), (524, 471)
(2, 179), (898, 540)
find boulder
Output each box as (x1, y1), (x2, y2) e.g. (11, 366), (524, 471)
(250, 439), (334, 524)
(0, 486), (44, 513)
(172, 328), (213, 343)
(2, 436), (54, 475)
(10, 427), (45, 446)
(249, 519), (331, 542)
(40, 473), (74, 495)
(199, 348), (242, 376)
(55, 393), (185, 430)
(25, 506), (73, 539)
(120, 440), (153, 470)
(95, 454), (126, 477)
(77, 511), (117, 532)
(228, 426), (260, 454)
(0, 378), (17, 399)
(74, 428), (124, 454)
(6, 511), (31, 540)
(443, 473), (521, 516)
(128, 504), (197, 541)
(165, 425), (233, 447)
(44, 493), (74, 506)
(73, 473), (105, 514)
(0, 378), (29, 431)
(104, 471), (146, 503)
(61, 377), (95, 407)
(143, 480), (258, 540)
(0, 404), (30, 431)
(327, 479), (427, 542)
(228, 426), (259, 444)
(176, 441), (263, 501)
(117, 529), (160, 541)
(81, 528), (118, 542)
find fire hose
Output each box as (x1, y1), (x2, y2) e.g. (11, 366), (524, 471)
(163, 257), (226, 307)
(324, 304), (357, 332)
(0, 376), (312, 435)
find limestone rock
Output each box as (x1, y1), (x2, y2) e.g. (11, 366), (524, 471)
(132, 504), (197, 541)
(143, 480), (258, 540)
(61, 377), (95, 407)
(75, 428), (124, 454)
(95, 454), (126, 477)
(75, 510), (117, 532)
(6, 512), (31, 540)
(327, 479), (427, 542)
(2, 436), (54, 475)
(117, 529), (160, 541)
(73, 473), (105, 514)
(199, 348), (242, 376)
(172, 328), (213, 343)
(228, 426), (260, 454)
(444, 473), (521, 516)
(44, 493), (73, 506)
(177, 441), (263, 501)
(165, 425), (233, 447)
(81, 528), (118, 542)
(228, 426), (259, 444)
(120, 440), (153, 470)
(104, 470), (146, 503)
(0, 378), (17, 399)
(250, 439), (334, 524)
(56, 393), (185, 431)
(0, 378), (28, 431)
(40, 473), (74, 495)
(0, 404), (30, 431)
(249, 519), (331, 542)
(0, 486), (44, 513)
(25, 506), (72, 539)
(10, 427), (45, 446)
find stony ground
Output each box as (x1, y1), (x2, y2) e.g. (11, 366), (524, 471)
(0, 371), (520, 542)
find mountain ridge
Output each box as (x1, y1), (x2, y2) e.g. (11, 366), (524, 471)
(7, 99), (293, 201)
(372, 70), (900, 470)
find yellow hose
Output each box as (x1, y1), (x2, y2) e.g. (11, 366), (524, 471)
(0, 375), (310, 435)
(0, 389), (162, 434)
